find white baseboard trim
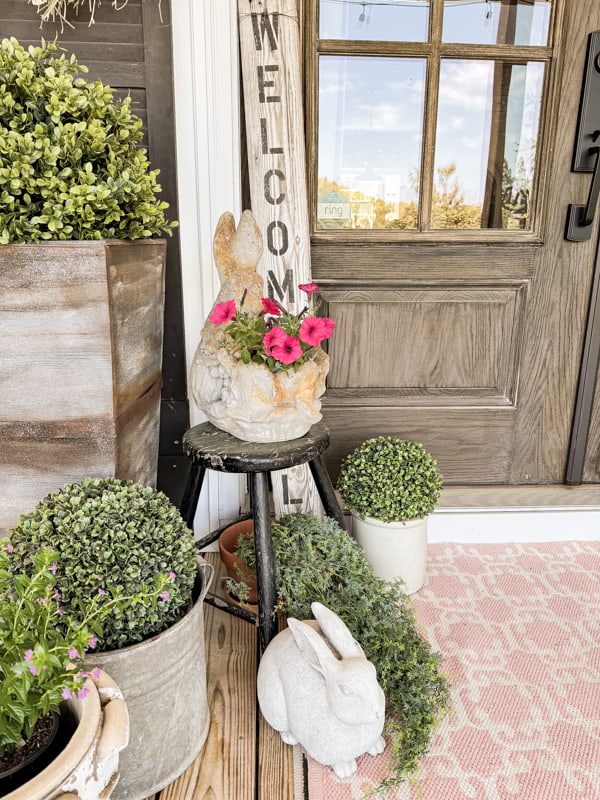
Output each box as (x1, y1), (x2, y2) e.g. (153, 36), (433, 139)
(429, 507), (600, 543)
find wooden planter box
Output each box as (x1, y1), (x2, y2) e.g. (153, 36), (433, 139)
(0, 240), (166, 535)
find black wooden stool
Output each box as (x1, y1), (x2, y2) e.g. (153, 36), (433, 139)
(179, 420), (346, 651)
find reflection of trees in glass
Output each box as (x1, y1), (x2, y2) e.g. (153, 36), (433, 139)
(501, 152), (533, 229)
(431, 163), (482, 229)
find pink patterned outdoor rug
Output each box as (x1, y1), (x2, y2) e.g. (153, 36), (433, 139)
(305, 541), (600, 800)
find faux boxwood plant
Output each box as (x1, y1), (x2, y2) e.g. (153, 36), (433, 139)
(229, 512), (450, 791)
(8, 478), (198, 651)
(337, 437), (443, 523)
(0, 37), (175, 244)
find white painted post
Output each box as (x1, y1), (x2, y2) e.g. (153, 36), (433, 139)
(238, 0), (324, 517)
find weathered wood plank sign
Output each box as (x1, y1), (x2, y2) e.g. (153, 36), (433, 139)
(238, 0), (323, 517)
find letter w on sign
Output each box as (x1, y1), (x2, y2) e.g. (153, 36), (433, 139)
(238, 0), (324, 517)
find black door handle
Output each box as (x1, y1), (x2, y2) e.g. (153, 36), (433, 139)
(566, 142), (600, 241)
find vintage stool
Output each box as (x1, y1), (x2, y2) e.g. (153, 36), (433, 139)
(180, 420), (346, 650)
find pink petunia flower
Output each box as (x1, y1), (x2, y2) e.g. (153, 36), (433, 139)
(263, 326), (288, 355)
(68, 648), (79, 660)
(209, 300), (237, 325)
(270, 334), (303, 365)
(299, 316), (336, 347)
(299, 282), (320, 299)
(260, 298), (281, 316)
(62, 688), (72, 700)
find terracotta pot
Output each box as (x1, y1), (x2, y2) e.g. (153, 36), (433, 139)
(219, 520), (258, 603)
(3, 670), (128, 800)
(83, 557), (214, 800)
(352, 514), (429, 595)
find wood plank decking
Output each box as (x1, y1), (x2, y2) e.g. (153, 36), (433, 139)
(144, 553), (297, 800)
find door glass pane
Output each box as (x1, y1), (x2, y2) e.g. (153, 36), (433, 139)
(443, 0), (551, 46)
(432, 59), (544, 230)
(320, 0), (429, 43)
(318, 56), (426, 230)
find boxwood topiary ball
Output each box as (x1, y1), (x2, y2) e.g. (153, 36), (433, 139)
(8, 477), (197, 650)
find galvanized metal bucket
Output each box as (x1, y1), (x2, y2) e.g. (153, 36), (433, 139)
(85, 556), (214, 800)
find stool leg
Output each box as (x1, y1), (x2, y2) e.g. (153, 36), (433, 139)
(179, 463), (206, 529)
(250, 471), (278, 651)
(308, 455), (348, 531)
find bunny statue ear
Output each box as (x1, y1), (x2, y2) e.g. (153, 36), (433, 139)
(212, 210), (263, 281)
(311, 602), (365, 659)
(287, 618), (338, 678)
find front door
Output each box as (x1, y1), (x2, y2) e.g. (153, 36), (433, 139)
(305, 0), (600, 487)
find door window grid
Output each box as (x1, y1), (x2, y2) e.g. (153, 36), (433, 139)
(311, 0), (554, 236)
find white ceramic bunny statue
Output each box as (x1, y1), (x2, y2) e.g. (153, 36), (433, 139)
(257, 602), (386, 778)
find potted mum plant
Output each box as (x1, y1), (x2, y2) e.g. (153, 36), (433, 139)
(0, 542), (133, 799)
(226, 512), (450, 791)
(337, 437), (443, 594)
(0, 36), (176, 534)
(7, 478), (214, 800)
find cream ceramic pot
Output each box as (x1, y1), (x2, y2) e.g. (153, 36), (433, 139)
(352, 515), (428, 594)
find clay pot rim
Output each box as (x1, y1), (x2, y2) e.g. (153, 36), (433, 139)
(3, 678), (101, 800)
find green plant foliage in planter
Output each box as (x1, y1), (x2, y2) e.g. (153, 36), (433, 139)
(7, 478), (198, 651)
(229, 512), (450, 791)
(337, 437), (443, 523)
(0, 36), (176, 244)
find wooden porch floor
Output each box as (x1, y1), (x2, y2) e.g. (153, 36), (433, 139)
(143, 552), (298, 800)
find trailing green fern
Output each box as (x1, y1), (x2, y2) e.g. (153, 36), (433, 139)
(231, 512), (450, 790)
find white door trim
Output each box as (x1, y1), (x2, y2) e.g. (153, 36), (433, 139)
(171, 0), (246, 538)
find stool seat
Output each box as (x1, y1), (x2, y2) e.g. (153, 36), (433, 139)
(183, 420), (330, 473)
(180, 421), (346, 652)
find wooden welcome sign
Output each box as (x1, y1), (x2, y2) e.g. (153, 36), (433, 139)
(238, 0), (323, 516)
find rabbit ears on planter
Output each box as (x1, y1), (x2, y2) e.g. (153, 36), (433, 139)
(257, 602), (386, 779)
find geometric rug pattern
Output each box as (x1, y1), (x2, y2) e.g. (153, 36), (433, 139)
(306, 541), (600, 799)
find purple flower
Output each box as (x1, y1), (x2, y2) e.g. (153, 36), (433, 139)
(77, 686), (89, 700)
(97, 588), (106, 596)
(168, 571), (176, 580)
(54, 590), (61, 600)
(29, 665), (37, 676)
(68, 648), (79, 660)
(56, 605), (64, 616)
(50, 562), (58, 575)
(91, 668), (102, 681)
(24, 649), (33, 661)
(160, 590), (170, 602)
(6, 542), (13, 553)
(62, 687), (72, 700)
(88, 635), (99, 649)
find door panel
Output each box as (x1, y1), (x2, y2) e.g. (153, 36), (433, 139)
(307, 0), (600, 485)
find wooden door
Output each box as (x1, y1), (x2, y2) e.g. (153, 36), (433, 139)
(0, 1), (189, 501)
(304, 0), (600, 487)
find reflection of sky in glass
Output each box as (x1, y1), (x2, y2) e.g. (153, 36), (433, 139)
(434, 60), (544, 208)
(442, 0), (551, 45)
(320, 0), (429, 42)
(318, 56), (426, 203)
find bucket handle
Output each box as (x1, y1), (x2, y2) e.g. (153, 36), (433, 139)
(195, 555), (214, 601)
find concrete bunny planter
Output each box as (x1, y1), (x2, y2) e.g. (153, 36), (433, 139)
(189, 211), (334, 443)
(3, 670), (128, 800)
